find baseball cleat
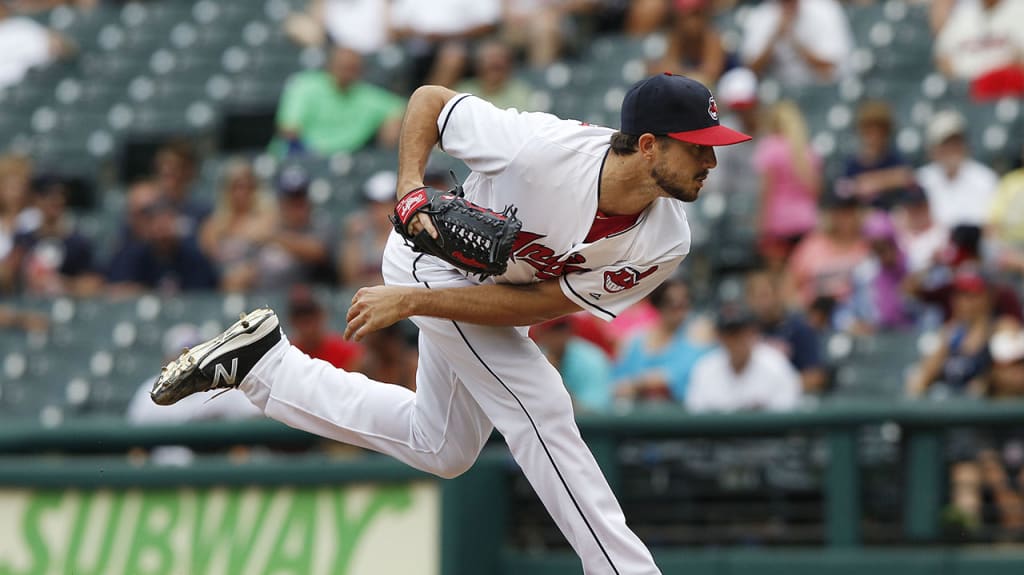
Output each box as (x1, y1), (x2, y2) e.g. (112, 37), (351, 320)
(150, 307), (282, 406)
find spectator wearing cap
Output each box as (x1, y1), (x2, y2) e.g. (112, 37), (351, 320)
(106, 179), (161, 285)
(715, 67), (759, 137)
(106, 199), (219, 293)
(648, 0), (727, 86)
(686, 304), (801, 413)
(905, 224), (1023, 325)
(989, 144), (1024, 276)
(2, 178), (102, 296)
(531, 316), (613, 413)
(252, 166), (336, 290)
(845, 211), (912, 334)
(701, 68), (760, 205)
(754, 100), (822, 266)
(783, 192), (869, 312)
(454, 40), (535, 112)
(841, 101), (915, 209)
(274, 45), (405, 156)
(614, 279), (713, 403)
(892, 185), (948, 274)
(916, 110), (999, 230)
(740, 0), (854, 86)
(908, 266), (999, 397)
(198, 159), (278, 293)
(287, 286), (364, 370)
(339, 170), (398, 288)
(745, 269), (827, 393)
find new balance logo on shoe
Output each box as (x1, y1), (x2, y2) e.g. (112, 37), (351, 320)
(151, 308), (281, 406)
(212, 358), (239, 388)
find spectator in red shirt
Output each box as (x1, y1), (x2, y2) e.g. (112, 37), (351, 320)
(287, 285), (363, 370)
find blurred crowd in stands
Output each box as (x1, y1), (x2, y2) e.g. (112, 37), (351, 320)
(1, 0), (1023, 416)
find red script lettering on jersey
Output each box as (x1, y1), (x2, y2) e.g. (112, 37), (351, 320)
(603, 266), (659, 293)
(513, 232), (590, 280)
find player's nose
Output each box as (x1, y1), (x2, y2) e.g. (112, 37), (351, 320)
(704, 147), (717, 169)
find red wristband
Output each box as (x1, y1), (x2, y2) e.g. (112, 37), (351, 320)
(395, 187), (430, 225)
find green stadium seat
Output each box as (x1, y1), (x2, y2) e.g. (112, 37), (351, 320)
(79, 52), (150, 84)
(832, 331), (920, 398)
(364, 45), (414, 94)
(587, 35), (649, 69)
(351, 149), (398, 178)
(49, 3), (119, 52)
(224, 74), (286, 107)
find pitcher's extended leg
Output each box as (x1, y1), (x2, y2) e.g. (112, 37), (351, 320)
(240, 329), (493, 479)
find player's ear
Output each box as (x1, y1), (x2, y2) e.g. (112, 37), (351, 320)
(637, 133), (659, 160)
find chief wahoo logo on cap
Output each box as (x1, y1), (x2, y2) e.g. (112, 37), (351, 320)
(708, 96), (718, 120)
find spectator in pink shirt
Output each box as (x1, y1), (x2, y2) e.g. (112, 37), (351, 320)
(754, 100), (822, 269)
(783, 193), (870, 311)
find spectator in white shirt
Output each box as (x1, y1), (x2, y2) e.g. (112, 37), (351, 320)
(390, 0), (502, 88)
(916, 110), (999, 229)
(0, 3), (75, 90)
(686, 305), (802, 413)
(284, 0), (389, 54)
(934, 0), (1024, 82)
(892, 185), (948, 274)
(740, 0), (853, 86)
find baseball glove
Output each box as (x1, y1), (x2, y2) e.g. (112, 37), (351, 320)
(390, 180), (522, 278)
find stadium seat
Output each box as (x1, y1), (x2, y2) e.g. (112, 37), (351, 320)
(831, 331), (920, 398)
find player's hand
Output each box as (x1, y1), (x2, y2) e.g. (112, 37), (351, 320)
(397, 183), (440, 239)
(408, 212), (439, 239)
(344, 285), (417, 341)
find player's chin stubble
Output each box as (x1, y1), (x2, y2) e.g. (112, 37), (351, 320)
(651, 165), (701, 203)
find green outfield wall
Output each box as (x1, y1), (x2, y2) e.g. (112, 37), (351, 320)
(1, 401), (1023, 574)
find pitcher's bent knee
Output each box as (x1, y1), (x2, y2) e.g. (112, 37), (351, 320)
(431, 451), (479, 479)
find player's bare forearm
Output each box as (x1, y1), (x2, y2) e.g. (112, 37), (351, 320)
(410, 281), (579, 325)
(396, 85), (458, 196)
(344, 281), (580, 340)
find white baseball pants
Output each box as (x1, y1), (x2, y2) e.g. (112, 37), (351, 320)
(239, 233), (660, 575)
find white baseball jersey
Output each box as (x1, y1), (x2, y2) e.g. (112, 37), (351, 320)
(438, 94), (691, 320)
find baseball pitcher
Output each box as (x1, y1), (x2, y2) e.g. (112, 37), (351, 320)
(152, 73), (751, 574)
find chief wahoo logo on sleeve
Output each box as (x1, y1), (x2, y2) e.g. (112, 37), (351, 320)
(603, 266), (659, 293)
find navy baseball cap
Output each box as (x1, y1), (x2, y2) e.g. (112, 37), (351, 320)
(621, 73), (752, 146)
